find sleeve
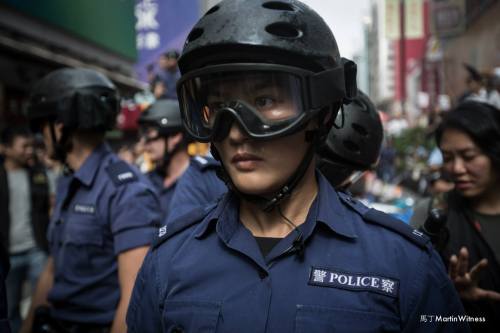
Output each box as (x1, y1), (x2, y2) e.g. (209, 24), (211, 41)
(126, 249), (162, 333)
(110, 182), (162, 254)
(402, 248), (470, 332)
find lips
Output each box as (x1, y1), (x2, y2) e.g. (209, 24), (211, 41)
(455, 181), (473, 190)
(231, 152), (262, 171)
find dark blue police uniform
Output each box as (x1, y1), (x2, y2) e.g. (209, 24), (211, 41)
(127, 173), (468, 332)
(147, 170), (176, 219)
(166, 155), (226, 222)
(48, 143), (160, 324)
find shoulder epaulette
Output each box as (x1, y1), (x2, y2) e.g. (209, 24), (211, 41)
(106, 161), (138, 186)
(338, 192), (430, 251)
(152, 204), (215, 249)
(192, 156), (220, 171)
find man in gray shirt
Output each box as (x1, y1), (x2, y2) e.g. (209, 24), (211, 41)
(0, 127), (50, 332)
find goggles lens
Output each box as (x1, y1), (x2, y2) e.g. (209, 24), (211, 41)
(178, 69), (308, 141)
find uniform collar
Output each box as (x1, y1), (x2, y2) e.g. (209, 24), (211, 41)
(195, 172), (357, 240)
(311, 172), (358, 239)
(73, 143), (111, 187)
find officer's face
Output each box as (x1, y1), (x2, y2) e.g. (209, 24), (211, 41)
(440, 128), (498, 198)
(214, 123), (311, 196)
(142, 127), (166, 163)
(211, 76), (311, 195)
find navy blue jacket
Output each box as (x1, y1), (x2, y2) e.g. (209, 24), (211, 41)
(127, 173), (468, 332)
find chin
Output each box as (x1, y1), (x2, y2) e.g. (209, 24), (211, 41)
(230, 172), (283, 196)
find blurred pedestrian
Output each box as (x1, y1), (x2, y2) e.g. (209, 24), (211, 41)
(430, 101), (500, 331)
(1, 127), (50, 333)
(154, 50), (180, 100)
(21, 68), (161, 333)
(126, 1), (466, 332)
(0, 238), (11, 333)
(459, 63), (487, 104)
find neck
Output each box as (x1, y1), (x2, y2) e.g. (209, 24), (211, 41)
(66, 140), (100, 171)
(470, 181), (500, 215)
(163, 151), (190, 188)
(4, 158), (23, 171)
(239, 161), (318, 238)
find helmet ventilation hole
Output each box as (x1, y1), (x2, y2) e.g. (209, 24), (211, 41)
(343, 140), (361, 154)
(186, 28), (204, 43)
(265, 22), (302, 39)
(262, 1), (296, 11)
(205, 5), (220, 15)
(351, 123), (368, 137)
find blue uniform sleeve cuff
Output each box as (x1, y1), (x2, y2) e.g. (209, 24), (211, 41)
(114, 227), (155, 254)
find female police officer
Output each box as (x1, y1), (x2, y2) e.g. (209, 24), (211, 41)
(127, 1), (467, 332)
(22, 68), (161, 333)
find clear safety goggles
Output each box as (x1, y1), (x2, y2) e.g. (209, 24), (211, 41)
(177, 63), (346, 141)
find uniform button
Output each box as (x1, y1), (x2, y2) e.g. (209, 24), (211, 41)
(171, 325), (184, 333)
(259, 271), (267, 280)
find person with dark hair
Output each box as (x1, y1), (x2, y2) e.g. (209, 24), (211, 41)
(0, 126), (50, 333)
(432, 101), (500, 331)
(20, 68), (161, 333)
(126, 1), (466, 332)
(317, 90), (383, 191)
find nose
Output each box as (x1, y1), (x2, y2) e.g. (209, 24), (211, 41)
(450, 157), (467, 175)
(227, 123), (250, 145)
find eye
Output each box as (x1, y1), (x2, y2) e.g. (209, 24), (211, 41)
(254, 96), (275, 110)
(462, 153), (478, 162)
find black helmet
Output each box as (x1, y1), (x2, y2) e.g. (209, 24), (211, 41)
(177, 0), (357, 211)
(138, 99), (183, 136)
(28, 68), (119, 132)
(177, 0), (357, 143)
(318, 90), (383, 187)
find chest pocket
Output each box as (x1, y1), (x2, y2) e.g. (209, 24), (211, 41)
(163, 300), (221, 333)
(63, 220), (104, 246)
(295, 304), (400, 333)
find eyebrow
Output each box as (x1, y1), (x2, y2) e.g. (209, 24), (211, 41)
(441, 147), (480, 155)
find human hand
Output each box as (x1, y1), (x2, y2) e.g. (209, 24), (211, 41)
(448, 247), (500, 301)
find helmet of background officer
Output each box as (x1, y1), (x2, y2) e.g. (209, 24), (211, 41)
(176, 0), (356, 210)
(317, 90), (383, 190)
(137, 99), (185, 165)
(27, 68), (119, 161)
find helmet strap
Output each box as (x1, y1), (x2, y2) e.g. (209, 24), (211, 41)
(49, 121), (72, 163)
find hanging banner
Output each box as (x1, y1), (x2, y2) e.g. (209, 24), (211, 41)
(385, 0), (400, 40)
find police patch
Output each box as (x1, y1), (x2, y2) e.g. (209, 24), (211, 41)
(308, 267), (399, 298)
(106, 161), (138, 185)
(74, 204), (96, 215)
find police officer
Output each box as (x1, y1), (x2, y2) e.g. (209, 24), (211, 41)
(165, 154), (226, 222)
(137, 99), (191, 218)
(21, 68), (161, 333)
(127, 1), (467, 332)
(317, 90), (383, 190)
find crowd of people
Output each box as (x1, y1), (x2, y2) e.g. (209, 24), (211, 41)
(0, 0), (499, 332)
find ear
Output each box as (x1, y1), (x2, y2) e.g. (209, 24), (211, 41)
(168, 132), (184, 149)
